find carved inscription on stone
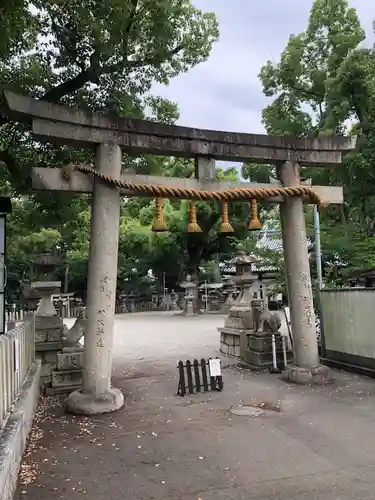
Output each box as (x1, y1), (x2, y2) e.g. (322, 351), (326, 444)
(57, 352), (84, 371)
(96, 318), (105, 348)
(35, 328), (62, 343)
(35, 330), (47, 343)
(52, 370), (83, 388)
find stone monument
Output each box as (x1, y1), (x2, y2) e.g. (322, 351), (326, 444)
(218, 251), (259, 358)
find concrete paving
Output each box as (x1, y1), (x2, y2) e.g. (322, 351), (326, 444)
(16, 312), (375, 499)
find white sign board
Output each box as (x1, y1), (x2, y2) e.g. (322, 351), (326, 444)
(209, 358), (221, 377)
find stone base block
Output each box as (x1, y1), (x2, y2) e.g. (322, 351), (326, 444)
(219, 327), (243, 359)
(62, 346), (84, 353)
(35, 341), (62, 352)
(35, 328), (63, 343)
(248, 334), (283, 353)
(282, 364), (331, 385)
(36, 350), (58, 387)
(66, 387), (125, 415)
(52, 369), (83, 388)
(40, 363), (55, 378)
(35, 315), (64, 330)
(242, 348), (292, 369)
(57, 352), (84, 371)
(45, 384), (82, 396)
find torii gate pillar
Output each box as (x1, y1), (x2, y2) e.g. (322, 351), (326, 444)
(278, 161), (330, 384)
(66, 143), (124, 414)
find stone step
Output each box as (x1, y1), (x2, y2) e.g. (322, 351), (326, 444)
(51, 369), (83, 388)
(35, 341), (62, 352)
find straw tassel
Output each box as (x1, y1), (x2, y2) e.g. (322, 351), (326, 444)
(248, 199), (262, 230)
(219, 200), (234, 233)
(187, 200), (202, 233)
(152, 198), (168, 232)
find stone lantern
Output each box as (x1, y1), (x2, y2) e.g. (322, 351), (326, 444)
(218, 251), (259, 358)
(179, 275), (199, 316)
(30, 253), (65, 388)
(229, 251), (259, 315)
(31, 253), (61, 316)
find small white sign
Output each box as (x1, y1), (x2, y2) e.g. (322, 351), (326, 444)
(209, 358), (221, 377)
(14, 339), (20, 373)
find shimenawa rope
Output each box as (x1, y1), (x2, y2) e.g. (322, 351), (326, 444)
(61, 164), (322, 205)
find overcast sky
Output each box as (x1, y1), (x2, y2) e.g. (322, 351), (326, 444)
(151, 0), (375, 136)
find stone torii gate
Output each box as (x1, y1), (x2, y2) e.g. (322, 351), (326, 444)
(3, 92), (354, 415)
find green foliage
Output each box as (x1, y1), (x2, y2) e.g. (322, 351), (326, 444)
(257, 0), (375, 284)
(259, 0), (364, 135)
(0, 0), (221, 297)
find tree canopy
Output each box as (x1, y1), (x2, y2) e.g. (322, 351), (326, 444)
(255, 0), (375, 285)
(4, 0), (375, 303)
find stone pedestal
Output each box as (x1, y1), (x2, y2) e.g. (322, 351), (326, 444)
(32, 280), (64, 388)
(46, 348), (84, 395)
(241, 331), (293, 370)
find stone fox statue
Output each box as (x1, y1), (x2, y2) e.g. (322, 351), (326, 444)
(252, 300), (281, 333)
(61, 306), (87, 348)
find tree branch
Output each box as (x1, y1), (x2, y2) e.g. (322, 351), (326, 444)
(42, 0), (141, 105)
(42, 66), (99, 104)
(103, 43), (185, 74)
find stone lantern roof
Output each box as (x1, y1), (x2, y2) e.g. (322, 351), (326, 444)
(229, 250), (259, 266)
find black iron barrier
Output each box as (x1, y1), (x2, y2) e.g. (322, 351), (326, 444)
(177, 358), (223, 397)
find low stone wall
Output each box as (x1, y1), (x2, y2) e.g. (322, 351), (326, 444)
(0, 360), (41, 500)
(220, 331), (241, 358)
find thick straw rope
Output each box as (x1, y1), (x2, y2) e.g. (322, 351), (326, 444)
(61, 164), (322, 204)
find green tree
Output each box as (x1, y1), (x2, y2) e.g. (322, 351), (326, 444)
(256, 0), (375, 281)
(259, 0), (364, 137)
(0, 0), (220, 295)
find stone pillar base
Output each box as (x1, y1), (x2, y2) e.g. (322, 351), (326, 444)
(66, 387), (125, 415)
(282, 364), (331, 385)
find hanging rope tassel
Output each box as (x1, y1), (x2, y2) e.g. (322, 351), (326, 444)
(187, 200), (202, 233)
(219, 200), (234, 233)
(152, 198), (168, 232)
(248, 199), (262, 230)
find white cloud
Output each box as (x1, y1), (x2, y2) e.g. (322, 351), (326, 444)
(151, 0), (375, 138)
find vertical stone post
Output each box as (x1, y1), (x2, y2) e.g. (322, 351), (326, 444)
(278, 161), (330, 384)
(67, 143), (124, 414)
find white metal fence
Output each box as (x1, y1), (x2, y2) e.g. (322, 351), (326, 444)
(0, 317), (35, 430)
